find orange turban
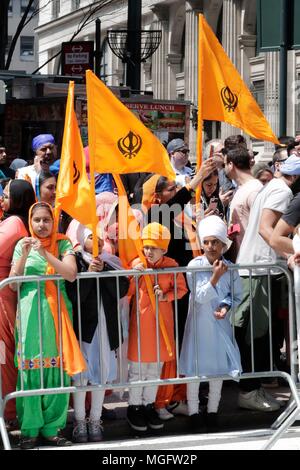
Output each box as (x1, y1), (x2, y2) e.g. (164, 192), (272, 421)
(142, 222), (171, 251)
(141, 174), (161, 212)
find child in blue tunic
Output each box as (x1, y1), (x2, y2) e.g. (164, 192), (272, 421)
(180, 215), (242, 430)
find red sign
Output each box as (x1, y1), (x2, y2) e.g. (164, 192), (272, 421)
(61, 41), (94, 76)
(125, 102), (188, 133)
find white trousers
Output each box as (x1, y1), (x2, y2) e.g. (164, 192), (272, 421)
(187, 379), (223, 415)
(72, 378), (104, 422)
(128, 361), (163, 406)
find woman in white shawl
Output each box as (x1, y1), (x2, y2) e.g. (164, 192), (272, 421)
(66, 225), (129, 443)
(179, 215), (242, 432)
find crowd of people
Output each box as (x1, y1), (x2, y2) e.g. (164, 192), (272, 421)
(0, 131), (299, 448)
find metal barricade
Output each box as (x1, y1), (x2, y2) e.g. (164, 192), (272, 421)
(0, 263), (299, 450)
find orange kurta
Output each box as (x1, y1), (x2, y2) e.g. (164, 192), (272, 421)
(127, 256), (187, 363)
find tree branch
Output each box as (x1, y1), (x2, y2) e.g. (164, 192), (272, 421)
(6, 0), (38, 69)
(24, 0), (55, 28)
(32, 0), (113, 74)
(0, 0), (11, 69)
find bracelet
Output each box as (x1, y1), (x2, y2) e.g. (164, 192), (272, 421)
(185, 183), (196, 196)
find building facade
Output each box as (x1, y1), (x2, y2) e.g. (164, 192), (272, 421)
(35, 0), (300, 159)
(7, 0), (38, 73)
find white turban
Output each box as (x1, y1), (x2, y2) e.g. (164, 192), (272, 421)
(198, 215), (231, 252)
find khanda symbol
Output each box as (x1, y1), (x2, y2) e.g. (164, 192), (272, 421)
(73, 161), (80, 185)
(117, 131), (142, 159)
(221, 86), (238, 112)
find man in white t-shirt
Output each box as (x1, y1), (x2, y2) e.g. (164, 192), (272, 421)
(235, 155), (300, 412)
(224, 146), (263, 261)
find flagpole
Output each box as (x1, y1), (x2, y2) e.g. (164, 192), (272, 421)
(86, 71), (100, 258)
(196, 14), (204, 206)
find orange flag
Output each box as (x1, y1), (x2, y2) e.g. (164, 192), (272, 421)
(86, 70), (175, 180)
(198, 14), (279, 145)
(55, 81), (98, 257)
(114, 174), (172, 357)
(114, 175), (143, 269)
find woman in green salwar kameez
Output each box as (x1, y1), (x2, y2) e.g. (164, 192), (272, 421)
(10, 202), (85, 449)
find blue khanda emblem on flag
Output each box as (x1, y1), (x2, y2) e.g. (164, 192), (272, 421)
(117, 130), (142, 159)
(73, 161), (80, 184)
(221, 86), (238, 112)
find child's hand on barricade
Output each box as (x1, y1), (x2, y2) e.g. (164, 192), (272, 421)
(88, 258), (104, 272)
(134, 263), (145, 271)
(154, 284), (167, 301)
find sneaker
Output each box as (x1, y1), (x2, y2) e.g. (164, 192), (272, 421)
(168, 401), (189, 416)
(72, 419), (88, 444)
(190, 413), (206, 433)
(261, 388), (285, 408)
(127, 405), (147, 432)
(157, 407), (174, 421)
(144, 403), (164, 430)
(238, 389), (280, 412)
(88, 419), (103, 442)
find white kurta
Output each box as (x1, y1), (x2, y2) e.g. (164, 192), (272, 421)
(73, 300), (117, 385)
(180, 256), (242, 379)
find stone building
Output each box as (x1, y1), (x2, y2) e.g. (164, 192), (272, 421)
(36, 0), (300, 159)
(6, 0), (39, 73)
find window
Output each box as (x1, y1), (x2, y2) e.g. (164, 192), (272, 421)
(8, 1), (12, 15)
(251, 80), (265, 112)
(20, 36), (34, 60)
(52, 0), (60, 18)
(21, 0), (35, 14)
(72, 0), (81, 9)
(5, 36), (12, 55)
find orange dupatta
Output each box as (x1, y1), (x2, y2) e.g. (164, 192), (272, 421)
(29, 202), (86, 376)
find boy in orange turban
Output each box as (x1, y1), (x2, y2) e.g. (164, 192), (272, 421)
(126, 222), (188, 433)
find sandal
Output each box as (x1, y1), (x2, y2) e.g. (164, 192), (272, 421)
(42, 435), (72, 447)
(19, 436), (39, 450)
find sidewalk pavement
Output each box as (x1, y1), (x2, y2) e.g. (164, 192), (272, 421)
(5, 381), (292, 448)
(97, 381), (291, 441)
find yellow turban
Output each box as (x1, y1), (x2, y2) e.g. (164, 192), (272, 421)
(141, 174), (161, 212)
(142, 222), (171, 251)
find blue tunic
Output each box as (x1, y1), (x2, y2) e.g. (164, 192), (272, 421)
(179, 255), (242, 379)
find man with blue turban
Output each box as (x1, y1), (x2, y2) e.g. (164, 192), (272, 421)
(16, 134), (57, 186)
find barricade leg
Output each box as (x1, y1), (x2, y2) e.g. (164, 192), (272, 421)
(270, 396), (297, 430)
(0, 416), (11, 450)
(262, 374), (300, 450)
(0, 397), (11, 450)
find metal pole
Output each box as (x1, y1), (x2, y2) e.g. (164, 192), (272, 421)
(95, 18), (101, 78)
(126, 0), (141, 91)
(279, 0), (288, 137)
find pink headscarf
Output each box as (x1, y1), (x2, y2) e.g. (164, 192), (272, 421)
(96, 191), (119, 254)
